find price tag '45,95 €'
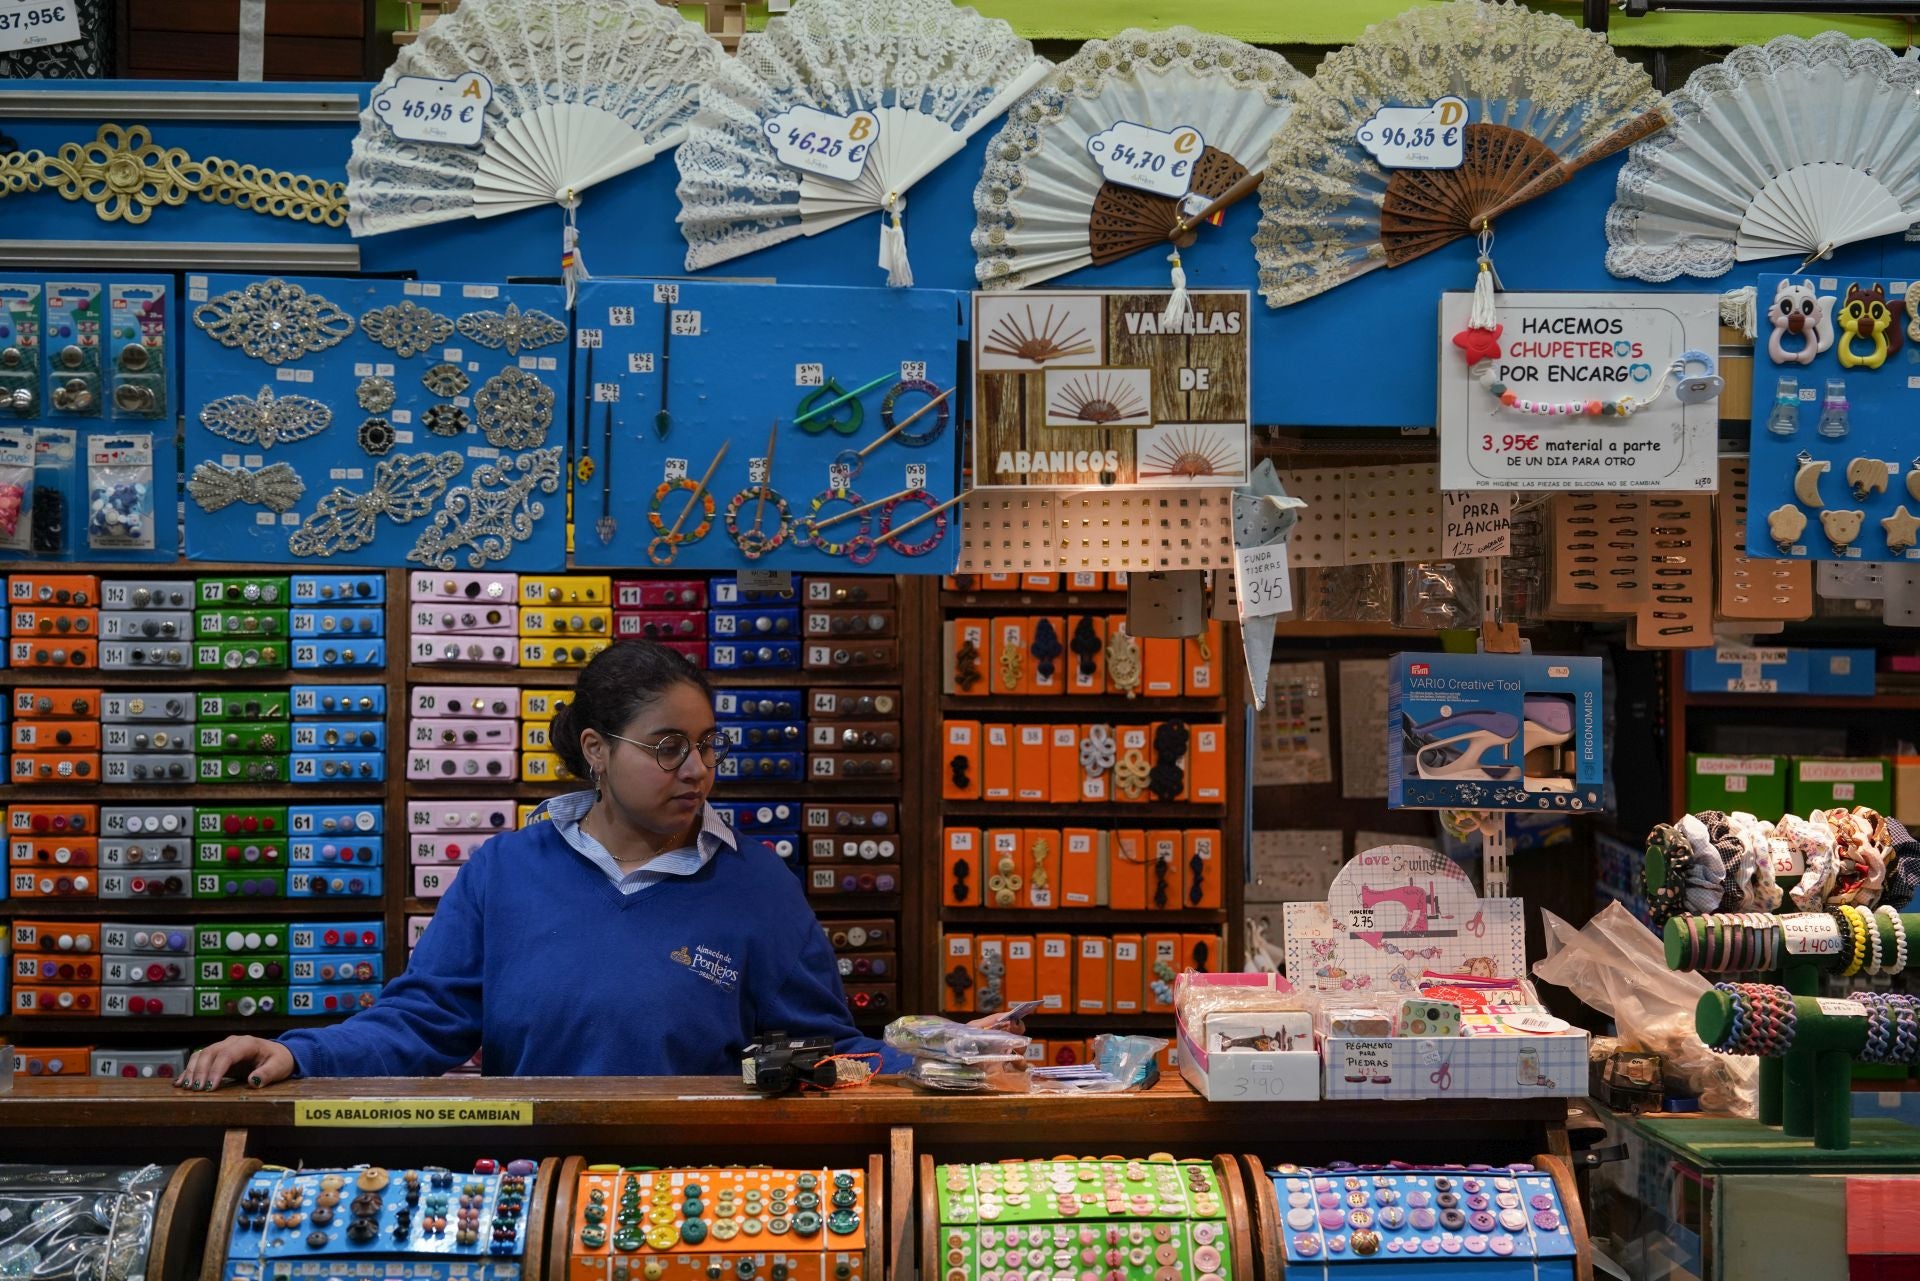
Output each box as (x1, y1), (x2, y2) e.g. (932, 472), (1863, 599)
(373, 70), (493, 148)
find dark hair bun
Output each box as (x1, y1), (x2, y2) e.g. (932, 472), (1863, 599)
(550, 641), (711, 784)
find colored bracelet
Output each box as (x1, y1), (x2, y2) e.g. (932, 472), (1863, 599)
(1893, 995), (1920, 1065)
(1832, 906), (1855, 968)
(1858, 992), (1897, 1063)
(1867, 903), (1888, 974)
(1843, 904), (1871, 976)
(1881, 905), (1910, 976)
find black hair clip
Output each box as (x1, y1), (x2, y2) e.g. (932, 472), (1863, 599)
(1070, 616), (1104, 678)
(950, 753), (972, 790)
(1149, 720), (1190, 803)
(1029, 618), (1064, 683)
(954, 638), (982, 692)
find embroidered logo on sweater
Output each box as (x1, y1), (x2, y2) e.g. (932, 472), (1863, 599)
(673, 944), (740, 991)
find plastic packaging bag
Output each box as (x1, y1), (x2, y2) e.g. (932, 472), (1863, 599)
(0, 429), (34, 553)
(1029, 1034), (1167, 1093)
(0, 1162), (171, 1281)
(904, 1057), (1030, 1093)
(1532, 901), (1756, 1115)
(85, 434), (155, 552)
(31, 427), (76, 560)
(884, 1010), (1033, 1064)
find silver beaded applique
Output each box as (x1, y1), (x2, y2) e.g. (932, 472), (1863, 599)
(456, 302), (565, 357)
(408, 446), (562, 569)
(192, 278), (354, 366)
(186, 461), (307, 514)
(199, 385), (332, 448)
(360, 301), (453, 359)
(288, 451), (465, 558)
(423, 363), (469, 397)
(356, 375), (396, 413)
(357, 417), (396, 456)
(424, 403), (469, 437)
(474, 366), (555, 450)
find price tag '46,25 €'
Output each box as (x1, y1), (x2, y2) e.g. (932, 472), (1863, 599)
(763, 105), (878, 184)
(373, 70), (493, 148)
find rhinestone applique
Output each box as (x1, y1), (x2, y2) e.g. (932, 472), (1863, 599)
(456, 302), (565, 357)
(356, 375), (395, 413)
(199, 386), (331, 448)
(408, 446), (562, 569)
(357, 417), (395, 456)
(288, 451), (464, 558)
(191, 278), (353, 365)
(360, 301), (453, 359)
(423, 404), (469, 437)
(423, 363), (470, 397)
(186, 461), (306, 514)
(474, 367), (555, 450)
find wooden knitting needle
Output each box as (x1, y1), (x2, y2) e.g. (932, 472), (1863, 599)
(849, 386), (954, 460)
(749, 419), (778, 536)
(873, 492), (965, 548)
(793, 371), (895, 427)
(665, 441), (730, 541)
(811, 486), (914, 534)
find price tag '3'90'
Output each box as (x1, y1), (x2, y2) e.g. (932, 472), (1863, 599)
(763, 105), (878, 184)
(373, 70), (493, 148)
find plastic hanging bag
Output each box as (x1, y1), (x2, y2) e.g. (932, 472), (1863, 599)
(85, 434), (154, 552)
(0, 1162), (172, 1281)
(0, 429), (34, 553)
(106, 283), (168, 420)
(883, 1007), (1035, 1064)
(1532, 901), (1756, 1115)
(0, 283), (42, 420)
(31, 427), (77, 561)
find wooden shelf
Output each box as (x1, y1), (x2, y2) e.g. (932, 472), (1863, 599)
(940, 591), (1126, 610)
(0, 669), (382, 687)
(405, 665), (901, 688)
(0, 783), (387, 802)
(1003, 1013), (1177, 1030)
(0, 1015), (338, 1036)
(1681, 692), (1920, 712)
(810, 894), (902, 913)
(940, 908), (1226, 926)
(942, 801), (1226, 820)
(2, 898), (386, 918)
(938, 696), (1223, 715)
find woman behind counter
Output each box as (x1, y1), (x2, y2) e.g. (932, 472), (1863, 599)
(177, 641), (901, 1090)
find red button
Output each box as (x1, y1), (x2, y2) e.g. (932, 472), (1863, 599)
(127, 996), (147, 1014)
(229, 963), (245, 981)
(323, 929), (340, 945)
(324, 995), (339, 1010)
(146, 964), (165, 982)
(360, 931), (376, 946)
(30, 814), (48, 832)
(224, 815), (241, 834)
(241, 816), (258, 833)
(122, 1065), (138, 1077)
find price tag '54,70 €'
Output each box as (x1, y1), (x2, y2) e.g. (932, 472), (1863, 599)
(373, 70), (493, 148)
(1086, 121), (1203, 200)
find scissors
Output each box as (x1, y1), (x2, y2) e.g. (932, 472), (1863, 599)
(1429, 1056), (1454, 1091)
(1466, 909), (1486, 938)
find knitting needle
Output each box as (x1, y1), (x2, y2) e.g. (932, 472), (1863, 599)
(810, 486), (915, 534)
(667, 443), (730, 541)
(654, 305), (673, 440)
(749, 419), (778, 537)
(575, 345), (596, 484)
(872, 492), (965, 548)
(834, 386), (955, 478)
(595, 399), (615, 545)
(793, 371), (895, 427)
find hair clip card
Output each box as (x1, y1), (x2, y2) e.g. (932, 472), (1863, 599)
(182, 275), (570, 570)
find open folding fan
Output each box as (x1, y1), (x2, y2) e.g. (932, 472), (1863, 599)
(673, 0), (1050, 285)
(347, 0), (730, 237)
(973, 27), (1305, 290)
(1254, 0), (1667, 307)
(1606, 34), (1920, 281)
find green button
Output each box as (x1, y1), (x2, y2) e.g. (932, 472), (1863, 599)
(768, 1218), (791, 1235)
(795, 1192), (819, 1212)
(735, 1260), (757, 1279)
(581, 1226), (607, 1249)
(683, 1199), (705, 1218)
(796, 1174), (819, 1191)
(827, 1210), (859, 1237)
(681, 1219), (708, 1245)
(613, 1230), (645, 1253)
(793, 1212), (822, 1237)
(832, 1189), (857, 1209)
(684, 1183), (704, 1199)
(833, 1173), (854, 1189)
(585, 1205), (607, 1224)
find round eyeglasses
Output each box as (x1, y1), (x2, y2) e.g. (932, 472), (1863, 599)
(603, 729), (731, 772)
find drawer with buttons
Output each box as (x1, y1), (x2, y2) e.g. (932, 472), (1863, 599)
(194, 986), (284, 1017)
(409, 834), (478, 864)
(288, 985), (378, 1016)
(290, 752), (384, 783)
(291, 607), (383, 639)
(93, 1050), (187, 1079)
(715, 689), (804, 721)
(710, 574), (798, 605)
(519, 720), (552, 751)
(407, 748), (518, 782)
(413, 861), (462, 899)
(805, 640), (897, 670)
(290, 721), (385, 752)
(707, 640), (800, 670)
(519, 637), (607, 668)
(193, 609), (286, 638)
(99, 836), (189, 869)
(14, 919), (102, 953)
(288, 868), (380, 897)
(616, 578), (708, 609)
(15, 719), (101, 750)
(292, 638), (385, 670)
(9, 866), (96, 897)
(289, 804), (383, 836)
(9, 573), (99, 606)
(803, 575), (896, 606)
(194, 925), (281, 957)
(411, 602), (518, 635)
(12, 753), (100, 783)
(196, 955), (287, 986)
(414, 717), (516, 748)
(406, 800), (513, 834)
(10, 834), (97, 867)
(14, 954), (98, 987)
(291, 684), (384, 717)
(106, 957), (193, 985)
(192, 640), (283, 671)
(193, 871), (283, 900)
(758, 833), (801, 863)
(518, 688), (570, 720)
(15, 985), (101, 1016)
(520, 751), (578, 784)
(190, 723), (281, 754)
(289, 953), (380, 985)
(807, 752), (899, 781)
(804, 608), (897, 638)
(411, 634), (519, 665)
(11, 605), (98, 637)
(843, 983), (895, 1015)
(716, 751), (803, 780)
(194, 834), (283, 871)
(195, 806), (286, 837)
(808, 834), (900, 865)
(412, 686), (519, 718)
(289, 920), (384, 952)
(719, 721), (806, 750)
(804, 804), (897, 833)
(615, 609), (706, 640)
(291, 572), (385, 605)
(98, 641), (189, 670)
(520, 606), (611, 637)
(102, 691), (198, 722)
(12, 637), (97, 667)
(291, 836), (380, 866)
(98, 610), (187, 641)
(186, 755), (280, 785)
(709, 606), (800, 639)
(565, 1167), (869, 1269)
(410, 570), (519, 603)
(809, 721), (902, 752)
(101, 579), (194, 610)
(11, 803), (97, 834)
(521, 574), (611, 606)
(98, 870), (191, 899)
(102, 923), (193, 955)
(711, 800), (801, 833)
(808, 863), (900, 896)
(822, 919), (894, 951)
(100, 805), (190, 836)
(836, 950), (897, 981)
(196, 576), (288, 607)
(14, 688), (99, 718)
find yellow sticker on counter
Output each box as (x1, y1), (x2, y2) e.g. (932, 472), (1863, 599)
(294, 1099), (533, 1127)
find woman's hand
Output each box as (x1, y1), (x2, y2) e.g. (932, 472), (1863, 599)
(175, 1037), (295, 1092)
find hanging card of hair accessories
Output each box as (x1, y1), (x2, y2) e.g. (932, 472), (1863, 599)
(972, 26), (1304, 303)
(182, 274), (570, 570)
(1254, 0), (1667, 308)
(569, 279), (964, 572)
(1606, 35), (1920, 284)
(675, 0), (1050, 287)
(347, 0), (732, 300)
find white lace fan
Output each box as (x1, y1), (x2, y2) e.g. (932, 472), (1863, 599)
(1254, 0), (1667, 307)
(1606, 33), (1920, 281)
(347, 0), (730, 237)
(973, 27), (1305, 290)
(674, 0), (1050, 285)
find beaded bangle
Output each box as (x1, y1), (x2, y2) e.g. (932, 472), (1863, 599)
(1843, 905), (1871, 976)
(1881, 905), (1910, 977)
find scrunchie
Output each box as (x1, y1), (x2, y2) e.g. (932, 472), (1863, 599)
(1783, 813), (1839, 911)
(1703, 810), (1756, 912)
(1677, 813), (1728, 913)
(1645, 823), (1690, 928)
(1730, 812), (1785, 913)
(1881, 817), (1920, 910)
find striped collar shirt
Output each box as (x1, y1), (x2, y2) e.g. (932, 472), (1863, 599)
(538, 790), (735, 895)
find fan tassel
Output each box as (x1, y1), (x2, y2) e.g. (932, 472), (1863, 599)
(1161, 251), (1194, 328)
(1468, 221), (1500, 332)
(879, 193), (913, 288)
(562, 191), (592, 311)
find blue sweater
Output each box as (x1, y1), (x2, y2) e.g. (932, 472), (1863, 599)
(278, 817), (903, 1077)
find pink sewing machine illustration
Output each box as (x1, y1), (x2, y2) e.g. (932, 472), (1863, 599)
(1351, 880), (1456, 949)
